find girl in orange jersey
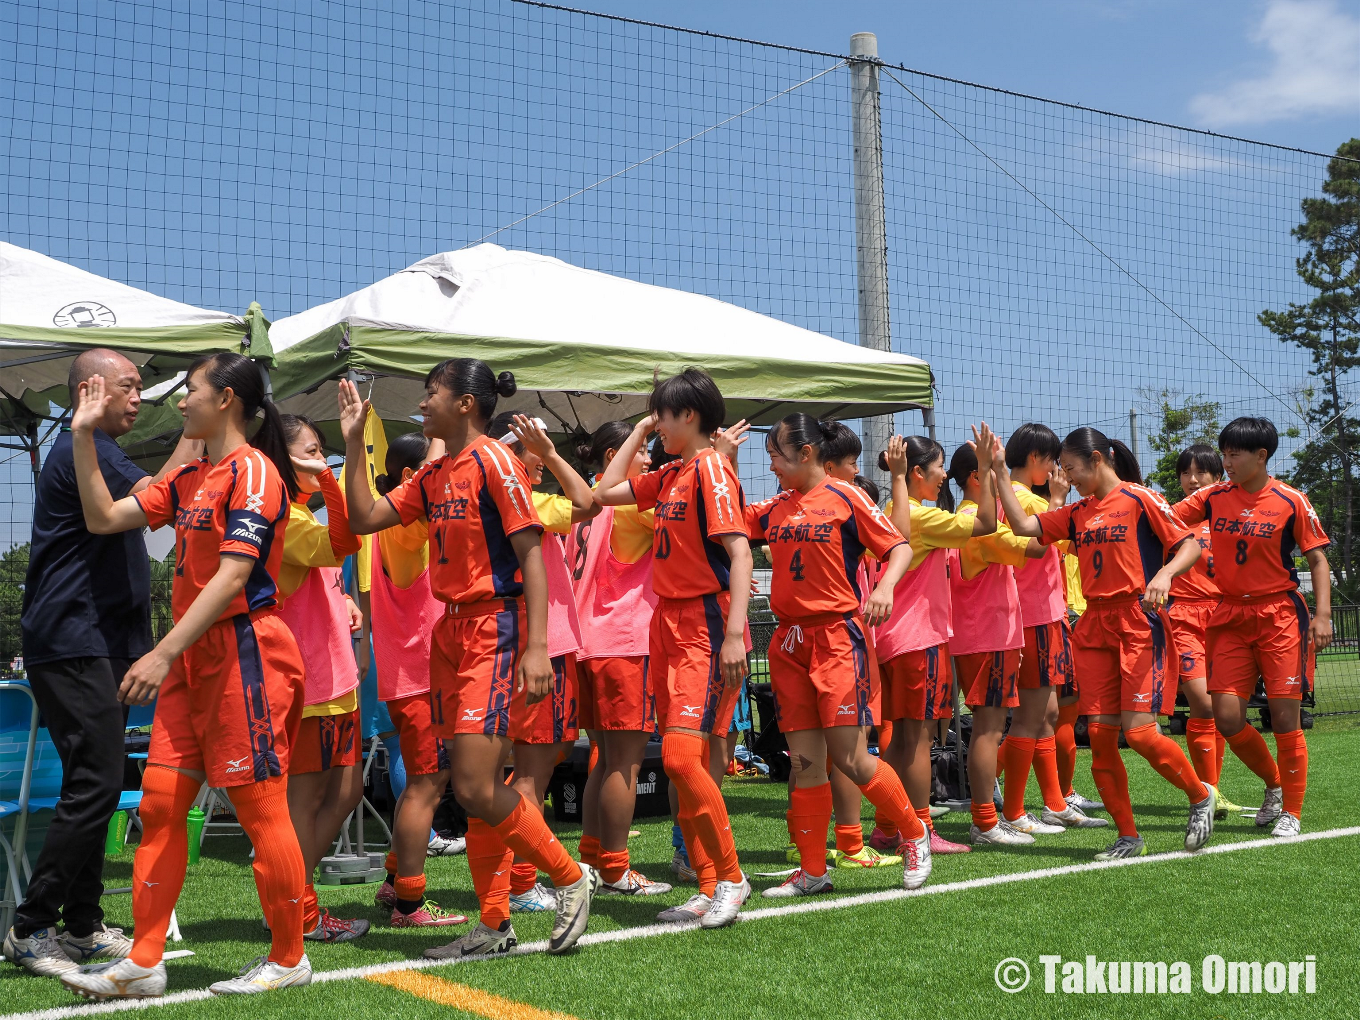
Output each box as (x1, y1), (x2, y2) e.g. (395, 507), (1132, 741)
(275, 415), (369, 943)
(995, 427), (1216, 860)
(941, 438), (1050, 846)
(62, 353), (312, 999)
(340, 359), (597, 961)
(870, 433), (998, 856)
(1169, 445), (1241, 818)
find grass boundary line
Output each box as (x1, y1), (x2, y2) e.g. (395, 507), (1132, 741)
(8, 826), (1358, 1020)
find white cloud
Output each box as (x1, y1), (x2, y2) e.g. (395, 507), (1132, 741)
(1188, 0), (1360, 129)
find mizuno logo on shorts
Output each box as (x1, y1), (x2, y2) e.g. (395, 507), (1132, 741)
(836, 704), (856, 716)
(680, 704), (701, 717)
(462, 708), (483, 721)
(225, 756), (251, 771)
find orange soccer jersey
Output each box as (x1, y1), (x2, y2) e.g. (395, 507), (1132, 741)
(746, 477), (906, 619)
(135, 444), (291, 621)
(1170, 520), (1219, 602)
(1035, 483), (1194, 598)
(1173, 479), (1329, 598)
(629, 447), (746, 599)
(383, 433), (543, 605)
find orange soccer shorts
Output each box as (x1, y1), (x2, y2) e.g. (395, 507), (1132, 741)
(385, 691), (449, 775)
(577, 655), (654, 732)
(768, 614), (878, 732)
(292, 707), (361, 774)
(429, 599), (525, 739)
(1167, 598), (1216, 686)
(879, 643), (953, 722)
(1072, 596), (1179, 716)
(1019, 619), (1075, 692)
(149, 611), (305, 788)
(510, 652), (580, 745)
(956, 649), (1021, 709)
(650, 593), (741, 734)
(1207, 591), (1314, 701)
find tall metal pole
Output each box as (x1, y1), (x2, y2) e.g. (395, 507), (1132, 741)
(851, 32), (892, 492)
(1129, 407), (1140, 469)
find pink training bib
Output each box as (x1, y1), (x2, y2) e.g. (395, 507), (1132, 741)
(543, 531), (584, 659)
(369, 533), (441, 702)
(873, 547), (953, 661)
(279, 566), (359, 706)
(567, 505), (657, 659)
(948, 548), (1024, 655)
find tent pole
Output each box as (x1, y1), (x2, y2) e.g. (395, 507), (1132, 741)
(26, 417), (39, 489)
(851, 32), (893, 492)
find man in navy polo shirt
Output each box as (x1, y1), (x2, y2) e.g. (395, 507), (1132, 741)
(3, 349), (195, 977)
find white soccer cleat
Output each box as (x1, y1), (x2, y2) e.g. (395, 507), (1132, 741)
(61, 957), (166, 1000)
(509, 882), (556, 913)
(423, 922), (518, 960)
(602, 869), (673, 896)
(1066, 790), (1105, 813)
(5, 926), (79, 977)
(970, 821), (1035, 846)
(656, 894), (711, 923)
(549, 862), (600, 954)
(902, 827), (932, 890)
(1184, 787), (1216, 852)
(1255, 786), (1284, 826)
(1271, 811), (1302, 838)
(1005, 811), (1066, 835)
(59, 924), (133, 963)
(1042, 804), (1108, 829)
(699, 874), (751, 929)
(761, 868), (833, 898)
(427, 833), (466, 856)
(208, 954), (312, 995)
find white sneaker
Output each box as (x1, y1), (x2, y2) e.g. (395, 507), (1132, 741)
(208, 954), (312, 995)
(761, 869), (833, 898)
(423, 922), (517, 960)
(60, 924), (133, 963)
(61, 957), (166, 999)
(656, 894), (711, 923)
(1271, 811), (1302, 838)
(509, 882), (556, 913)
(699, 873), (751, 929)
(549, 863), (599, 954)
(602, 869), (673, 896)
(5, 926), (79, 977)
(970, 821), (1036, 846)
(1066, 790), (1105, 813)
(1255, 787), (1284, 826)
(1042, 805), (1109, 829)
(427, 834), (466, 856)
(1005, 811), (1066, 835)
(902, 827), (932, 890)
(1185, 787), (1216, 852)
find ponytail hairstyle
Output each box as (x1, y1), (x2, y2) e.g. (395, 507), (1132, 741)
(187, 352), (298, 499)
(1061, 427), (1142, 484)
(942, 442), (981, 512)
(1176, 443), (1223, 480)
(877, 435), (947, 505)
(823, 422), (862, 464)
(425, 357), (516, 424)
(374, 431), (431, 496)
(576, 420), (634, 470)
(852, 473), (881, 506)
(767, 412), (836, 463)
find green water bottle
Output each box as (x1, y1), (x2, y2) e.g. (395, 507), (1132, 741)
(105, 810), (128, 855)
(186, 806), (206, 864)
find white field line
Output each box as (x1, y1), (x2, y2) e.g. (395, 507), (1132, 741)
(8, 825), (1358, 1020)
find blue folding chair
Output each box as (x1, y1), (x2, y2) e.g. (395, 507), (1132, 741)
(120, 698), (157, 816)
(0, 681), (40, 933)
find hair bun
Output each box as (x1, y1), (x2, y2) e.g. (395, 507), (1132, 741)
(817, 420), (837, 438)
(574, 440), (594, 464)
(373, 472), (393, 496)
(496, 371), (517, 398)
(877, 451), (889, 472)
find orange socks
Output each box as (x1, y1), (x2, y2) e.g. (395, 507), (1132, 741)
(1185, 717), (1221, 786)
(1032, 736), (1067, 812)
(577, 833), (601, 869)
(128, 768), (200, 967)
(1124, 722), (1208, 804)
(858, 759), (925, 842)
(914, 804), (934, 833)
(1216, 731), (1226, 779)
(1226, 724), (1281, 787)
(662, 732), (741, 884)
(492, 795), (582, 889)
(230, 776), (307, 968)
(1088, 722), (1136, 837)
(789, 783), (833, 877)
(302, 884), (319, 932)
(834, 823), (864, 856)
(1001, 736), (1035, 821)
(971, 799), (998, 831)
(394, 873), (426, 909)
(1055, 702), (1080, 796)
(1275, 729), (1308, 819)
(509, 861), (539, 895)
(466, 817), (513, 929)
(598, 848), (630, 885)
(676, 811), (717, 895)
(876, 811), (899, 839)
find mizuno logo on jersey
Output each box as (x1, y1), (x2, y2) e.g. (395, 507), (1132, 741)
(225, 510), (271, 548)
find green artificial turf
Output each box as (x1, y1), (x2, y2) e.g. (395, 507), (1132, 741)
(3, 722), (1358, 1019)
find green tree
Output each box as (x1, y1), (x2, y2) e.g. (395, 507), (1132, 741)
(1260, 139), (1360, 594)
(1140, 388), (1220, 502)
(0, 543), (29, 668)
